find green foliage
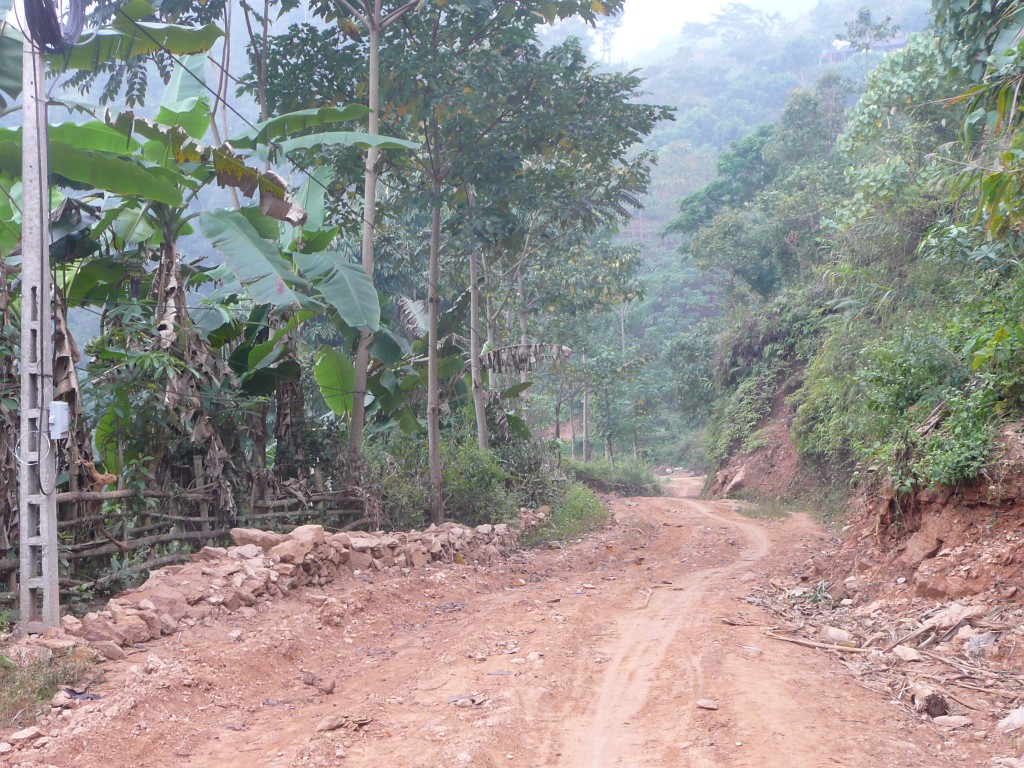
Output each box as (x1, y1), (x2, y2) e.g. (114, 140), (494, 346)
(912, 387), (996, 486)
(707, 361), (788, 466)
(363, 430), (567, 530)
(441, 443), (518, 528)
(662, 428), (712, 475)
(562, 458), (662, 496)
(840, 7), (900, 52)
(0, 651), (92, 727)
(862, 384), (996, 491)
(492, 439), (568, 509)
(668, 126), (777, 235)
(836, 33), (952, 156)
(667, 321), (716, 426)
(362, 436), (430, 531)
(521, 481), (609, 546)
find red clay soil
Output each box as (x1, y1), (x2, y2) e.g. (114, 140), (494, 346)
(707, 384), (811, 501)
(809, 425), (1024, 668)
(1, 478), (1004, 768)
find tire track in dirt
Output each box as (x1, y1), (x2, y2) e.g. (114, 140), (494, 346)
(552, 483), (770, 768)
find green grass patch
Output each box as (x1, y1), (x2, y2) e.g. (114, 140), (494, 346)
(563, 458), (663, 496)
(729, 483), (848, 528)
(522, 482), (610, 546)
(0, 651), (92, 727)
(734, 498), (791, 519)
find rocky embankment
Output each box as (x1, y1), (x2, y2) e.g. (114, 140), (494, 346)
(6, 508), (549, 666)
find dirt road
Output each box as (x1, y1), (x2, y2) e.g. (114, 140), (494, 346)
(10, 478), (989, 767)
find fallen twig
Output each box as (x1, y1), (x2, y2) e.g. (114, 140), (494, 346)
(765, 632), (874, 654)
(883, 625), (931, 653)
(416, 675), (454, 692)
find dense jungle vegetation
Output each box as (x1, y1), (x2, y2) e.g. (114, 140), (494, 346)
(2, 0), (1022, 598)
(659, 0), (1024, 503)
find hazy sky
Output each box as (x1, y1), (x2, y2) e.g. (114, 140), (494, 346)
(612, 0), (818, 60)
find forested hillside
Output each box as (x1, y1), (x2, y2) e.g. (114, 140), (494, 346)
(529, 0), (935, 470)
(651, 0), (1024, 510)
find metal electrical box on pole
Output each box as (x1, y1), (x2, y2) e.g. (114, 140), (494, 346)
(18, 34), (60, 634)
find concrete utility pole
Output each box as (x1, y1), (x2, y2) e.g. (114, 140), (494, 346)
(18, 33), (60, 633)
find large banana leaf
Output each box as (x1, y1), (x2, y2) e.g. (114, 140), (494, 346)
(294, 250), (380, 331)
(274, 131), (420, 155)
(200, 209), (312, 311)
(155, 54), (210, 140)
(370, 327), (411, 366)
(231, 106), (370, 150)
(0, 139), (183, 204)
(0, 122), (140, 154)
(0, 24), (21, 108)
(0, 174), (20, 257)
(61, 23), (222, 71)
(287, 165), (332, 244)
(2, 0), (221, 105)
(314, 348), (355, 417)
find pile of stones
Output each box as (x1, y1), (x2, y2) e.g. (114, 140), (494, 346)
(47, 508), (550, 651)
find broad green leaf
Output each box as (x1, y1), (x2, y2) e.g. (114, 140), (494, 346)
(200, 209), (312, 311)
(274, 131), (420, 155)
(370, 327), (410, 366)
(293, 227), (338, 254)
(61, 23), (222, 70)
(94, 397), (129, 474)
(499, 381), (532, 400)
(65, 258), (131, 304)
(232, 106), (370, 150)
(504, 413), (532, 440)
(287, 166), (333, 246)
(0, 122), (140, 154)
(156, 54), (210, 139)
(0, 25), (23, 105)
(191, 302), (234, 345)
(241, 359), (301, 396)
(397, 406), (421, 435)
(0, 139), (183, 204)
(294, 251), (380, 331)
(112, 206), (155, 243)
(0, 176), (19, 256)
(238, 206), (282, 240)
(314, 348), (355, 416)
(245, 312), (309, 371)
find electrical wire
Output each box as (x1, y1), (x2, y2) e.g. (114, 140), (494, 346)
(23, 0), (84, 53)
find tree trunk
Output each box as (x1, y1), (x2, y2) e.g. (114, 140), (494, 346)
(469, 242), (489, 450)
(603, 385), (614, 466)
(349, 9), (383, 463)
(554, 379), (563, 469)
(554, 379), (563, 443)
(582, 381), (591, 463)
(517, 270), (529, 387)
(619, 303), (627, 355)
(427, 173), (444, 525)
(568, 394), (577, 461)
(273, 377), (304, 480)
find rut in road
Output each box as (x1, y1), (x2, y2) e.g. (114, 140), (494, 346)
(553, 483), (770, 768)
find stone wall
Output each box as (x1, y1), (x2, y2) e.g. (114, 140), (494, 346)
(45, 510), (549, 654)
